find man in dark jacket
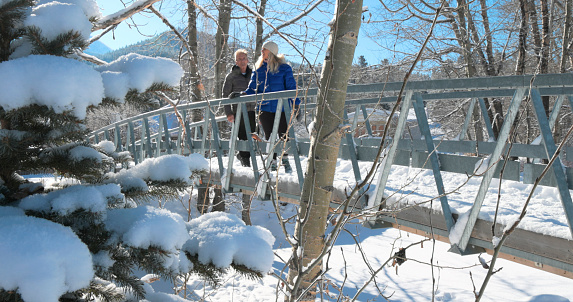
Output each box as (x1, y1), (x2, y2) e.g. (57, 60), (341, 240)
(223, 49), (256, 167)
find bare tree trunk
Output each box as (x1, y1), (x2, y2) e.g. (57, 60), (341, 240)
(515, 0), (528, 75)
(254, 0), (268, 55)
(187, 0), (211, 213)
(540, 0), (551, 116)
(285, 0), (362, 301)
(475, 0), (505, 140)
(187, 1), (204, 108)
(452, 0), (485, 142)
(478, 0), (495, 74)
(525, 0), (552, 158)
(560, 0), (572, 73)
(514, 0), (533, 147)
(214, 0), (231, 99)
(454, 0), (477, 78)
(555, 0), (572, 144)
(241, 193), (252, 225)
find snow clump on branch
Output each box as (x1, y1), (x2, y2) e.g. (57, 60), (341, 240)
(25, 2), (93, 41)
(184, 212), (276, 273)
(96, 53), (184, 100)
(0, 55), (104, 119)
(0, 54), (183, 119)
(0, 215), (94, 302)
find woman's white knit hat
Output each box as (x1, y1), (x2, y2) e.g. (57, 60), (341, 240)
(262, 41), (278, 55)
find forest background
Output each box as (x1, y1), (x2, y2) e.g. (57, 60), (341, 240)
(87, 0), (573, 146)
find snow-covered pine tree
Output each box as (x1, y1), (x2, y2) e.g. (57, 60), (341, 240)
(0, 0), (273, 301)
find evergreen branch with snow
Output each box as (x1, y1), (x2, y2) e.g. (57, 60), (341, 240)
(25, 26), (87, 56)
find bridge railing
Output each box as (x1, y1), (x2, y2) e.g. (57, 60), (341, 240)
(88, 73), (573, 256)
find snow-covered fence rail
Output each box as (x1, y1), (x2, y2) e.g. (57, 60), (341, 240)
(88, 73), (573, 276)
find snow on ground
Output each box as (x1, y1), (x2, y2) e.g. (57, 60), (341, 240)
(211, 154), (573, 240)
(19, 154), (573, 301)
(149, 155), (573, 301)
(157, 194), (573, 301)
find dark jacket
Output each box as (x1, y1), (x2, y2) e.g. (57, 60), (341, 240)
(244, 62), (299, 113)
(223, 65), (253, 116)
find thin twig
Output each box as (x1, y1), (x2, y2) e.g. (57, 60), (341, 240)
(475, 123), (573, 301)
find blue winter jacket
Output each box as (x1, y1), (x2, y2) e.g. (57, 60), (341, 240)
(244, 62), (300, 112)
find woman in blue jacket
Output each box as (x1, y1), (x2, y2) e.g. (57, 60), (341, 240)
(245, 41), (298, 173)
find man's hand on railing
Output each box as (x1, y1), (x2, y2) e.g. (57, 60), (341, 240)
(228, 91), (245, 99)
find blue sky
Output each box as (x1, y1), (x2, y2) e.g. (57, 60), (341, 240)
(94, 0), (386, 66)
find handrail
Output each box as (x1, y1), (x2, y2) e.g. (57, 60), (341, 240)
(89, 72), (573, 135)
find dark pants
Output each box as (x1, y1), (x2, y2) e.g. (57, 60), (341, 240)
(259, 111), (289, 159)
(236, 110), (257, 159)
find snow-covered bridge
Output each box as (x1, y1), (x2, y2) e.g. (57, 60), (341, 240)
(89, 73), (573, 278)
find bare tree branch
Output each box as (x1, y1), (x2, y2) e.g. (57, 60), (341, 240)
(260, 0), (326, 42)
(475, 123), (573, 301)
(148, 5), (194, 57)
(230, 0), (319, 79)
(92, 0), (161, 32)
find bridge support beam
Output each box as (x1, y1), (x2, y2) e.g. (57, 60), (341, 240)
(454, 87), (527, 252)
(413, 93), (455, 232)
(530, 89), (573, 237)
(371, 90), (414, 209)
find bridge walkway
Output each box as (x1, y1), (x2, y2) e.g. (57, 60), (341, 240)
(89, 73), (573, 278)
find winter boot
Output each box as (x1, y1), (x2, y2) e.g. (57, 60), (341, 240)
(282, 158), (292, 173)
(237, 154), (250, 167)
(270, 159), (278, 172)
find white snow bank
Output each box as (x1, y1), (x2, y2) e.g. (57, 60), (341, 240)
(99, 71), (130, 100)
(184, 212), (275, 273)
(135, 283), (189, 302)
(448, 210), (471, 245)
(0, 216), (93, 302)
(0, 206), (26, 218)
(0, 55), (104, 119)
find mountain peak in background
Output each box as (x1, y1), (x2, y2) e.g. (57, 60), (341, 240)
(85, 41), (113, 55)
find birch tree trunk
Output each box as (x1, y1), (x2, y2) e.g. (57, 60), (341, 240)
(285, 0), (362, 300)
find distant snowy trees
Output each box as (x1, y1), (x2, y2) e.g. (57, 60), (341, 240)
(0, 0), (272, 301)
